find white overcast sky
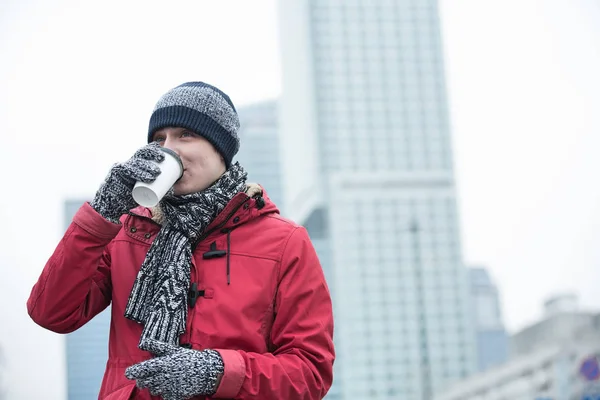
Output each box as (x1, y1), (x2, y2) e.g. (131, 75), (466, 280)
(1, 0), (599, 398)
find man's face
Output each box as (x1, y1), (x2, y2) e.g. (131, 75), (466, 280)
(152, 127), (226, 195)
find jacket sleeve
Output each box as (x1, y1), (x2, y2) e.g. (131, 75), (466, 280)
(213, 226), (335, 400)
(27, 202), (121, 333)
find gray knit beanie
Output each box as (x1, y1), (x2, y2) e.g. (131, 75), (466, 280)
(148, 82), (240, 168)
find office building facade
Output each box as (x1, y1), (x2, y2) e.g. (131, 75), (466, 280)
(469, 267), (509, 372)
(278, 1), (476, 398)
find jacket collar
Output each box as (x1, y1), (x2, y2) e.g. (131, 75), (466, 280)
(129, 183), (279, 240)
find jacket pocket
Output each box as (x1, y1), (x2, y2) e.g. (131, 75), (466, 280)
(101, 383), (136, 400)
(99, 358), (148, 400)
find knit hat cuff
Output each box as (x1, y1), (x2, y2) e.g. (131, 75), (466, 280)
(148, 106), (239, 168)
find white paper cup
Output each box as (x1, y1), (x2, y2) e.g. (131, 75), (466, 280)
(132, 148), (184, 207)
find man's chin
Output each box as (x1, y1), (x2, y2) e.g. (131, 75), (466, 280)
(172, 183), (186, 196)
(172, 180), (212, 196)
(172, 185), (199, 197)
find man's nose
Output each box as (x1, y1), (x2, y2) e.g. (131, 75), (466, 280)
(162, 138), (181, 157)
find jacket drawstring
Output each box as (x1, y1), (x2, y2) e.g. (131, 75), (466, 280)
(203, 196), (264, 286)
(254, 195), (265, 210)
(225, 229), (232, 285)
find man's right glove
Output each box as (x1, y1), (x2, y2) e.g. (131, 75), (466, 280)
(90, 142), (165, 223)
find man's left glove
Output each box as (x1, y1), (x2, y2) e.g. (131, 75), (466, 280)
(125, 339), (224, 400)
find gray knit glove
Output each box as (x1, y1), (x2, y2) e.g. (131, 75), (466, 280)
(90, 142), (165, 223)
(125, 339), (224, 400)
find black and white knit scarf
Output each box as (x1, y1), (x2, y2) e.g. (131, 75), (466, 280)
(124, 162), (248, 346)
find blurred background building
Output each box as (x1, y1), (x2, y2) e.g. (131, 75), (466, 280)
(469, 267), (509, 372)
(278, 1), (477, 399)
(435, 294), (600, 400)
(236, 100), (283, 207)
(62, 200), (110, 400)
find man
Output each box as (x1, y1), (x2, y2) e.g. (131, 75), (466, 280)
(27, 82), (335, 399)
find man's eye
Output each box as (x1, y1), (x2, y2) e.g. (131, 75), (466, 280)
(181, 131), (194, 138)
(154, 137), (165, 143)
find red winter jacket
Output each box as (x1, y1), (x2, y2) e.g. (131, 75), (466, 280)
(27, 189), (335, 399)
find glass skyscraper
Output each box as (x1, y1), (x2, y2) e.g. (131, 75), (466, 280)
(278, 1), (476, 399)
(236, 100), (283, 207)
(469, 267), (508, 372)
(63, 200), (110, 400)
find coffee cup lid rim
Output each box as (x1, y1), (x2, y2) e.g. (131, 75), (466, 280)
(160, 147), (184, 179)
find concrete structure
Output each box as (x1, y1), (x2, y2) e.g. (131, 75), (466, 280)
(277, 1), (476, 399)
(435, 296), (600, 400)
(543, 293), (579, 318)
(510, 294), (594, 358)
(469, 267), (508, 372)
